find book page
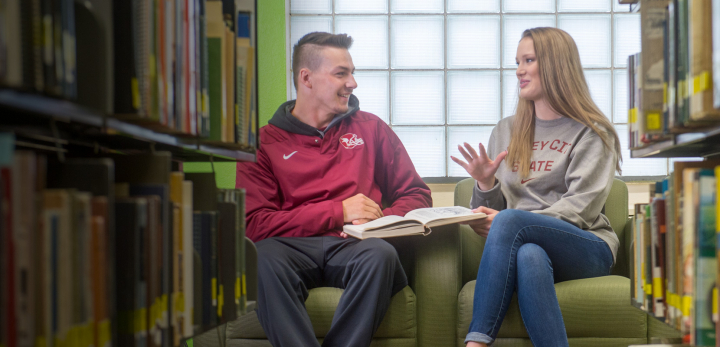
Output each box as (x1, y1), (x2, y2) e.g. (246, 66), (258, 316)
(404, 206), (476, 224)
(347, 215), (419, 232)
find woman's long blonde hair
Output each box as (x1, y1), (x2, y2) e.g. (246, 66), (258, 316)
(507, 27), (622, 178)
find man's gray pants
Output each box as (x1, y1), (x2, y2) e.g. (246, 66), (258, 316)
(254, 236), (408, 347)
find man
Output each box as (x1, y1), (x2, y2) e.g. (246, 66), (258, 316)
(236, 32), (432, 347)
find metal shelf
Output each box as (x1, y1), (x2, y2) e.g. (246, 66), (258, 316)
(0, 89), (256, 162)
(630, 125), (720, 158)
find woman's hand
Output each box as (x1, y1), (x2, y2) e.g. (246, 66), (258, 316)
(450, 142), (507, 191)
(462, 206), (499, 238)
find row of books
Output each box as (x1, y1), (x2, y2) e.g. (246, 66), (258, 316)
(628, 0), (720, 149)
(0, 0), (257, 146)
(0, 133), (250, 347)
(630, 159), (720, 346)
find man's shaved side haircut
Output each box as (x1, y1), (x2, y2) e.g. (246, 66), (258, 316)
(292, 32), (353, 89)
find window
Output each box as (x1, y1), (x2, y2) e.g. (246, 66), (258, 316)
(288, 0), (670, 178)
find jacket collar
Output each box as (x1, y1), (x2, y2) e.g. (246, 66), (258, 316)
(268, 94), (360, 138)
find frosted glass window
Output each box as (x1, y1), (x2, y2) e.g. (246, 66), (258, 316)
(615, 124), (668, 176)
(392, 71), (445, 125)
(353, 71), (389, 123)
(394, 127), (446, 177)
(613, 14), (641, 68)
(448, 15), (501, 69)
(391, 16), (444, 69)
(288, 0), (645, 178)
(448, 0), (500, 13)
(290, 0), (331, 14)
(558, 0), (610, 12)
(503, 70), (519, 119)
(448, 127), (496, 177)
(391, 0), (444, 13)
(335, 0), (388, 14)
(503, 15), (555, 68)
(335, 16), (389, 69)
(613, 69), (628, 123)
(584, 70), (612, 120)
(290, 16), (333, 56)
(448, 71), (501, 124)
(558, 15), (611, 68)
(503, 0), (555, 13)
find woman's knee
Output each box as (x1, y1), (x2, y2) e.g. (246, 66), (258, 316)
(516, 244), (552, 273)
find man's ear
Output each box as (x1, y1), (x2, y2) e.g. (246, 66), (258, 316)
(298, 68), (312, 89)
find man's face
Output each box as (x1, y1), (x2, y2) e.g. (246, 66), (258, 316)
(307, 47), (358, 115)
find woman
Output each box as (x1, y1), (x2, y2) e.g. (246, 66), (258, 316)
(450, 27), (623, 347)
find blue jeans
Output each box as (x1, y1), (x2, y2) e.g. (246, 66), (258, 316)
(465, 209), (613, 347)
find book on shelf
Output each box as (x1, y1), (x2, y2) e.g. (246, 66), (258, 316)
(343, 206), (486, 240)
(688, 0), (720, 123)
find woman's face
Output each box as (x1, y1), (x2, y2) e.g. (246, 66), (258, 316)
(516, 37), (542, 101)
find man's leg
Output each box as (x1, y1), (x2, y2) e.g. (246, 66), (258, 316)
(321, 237), (408, 347)
(255, 237), (324, 347)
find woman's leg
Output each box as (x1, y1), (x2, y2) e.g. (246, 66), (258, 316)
(465, 209), (613, 346)
(515, 243), (567, 347)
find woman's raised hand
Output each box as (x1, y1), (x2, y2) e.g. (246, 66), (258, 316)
(450, 142), (507, 191)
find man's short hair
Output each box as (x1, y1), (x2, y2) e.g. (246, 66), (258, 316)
(292, 32), (353, 89)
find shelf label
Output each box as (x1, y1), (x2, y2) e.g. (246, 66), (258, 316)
(212, 278), (218, 306)
(682, 295), (692, 317)
(132, 78), (140, 110)
(646, 112), (662, 130)
(692, 71), (711, 95)
(629, 108), (638, 124)
(218, 284), (224, 318)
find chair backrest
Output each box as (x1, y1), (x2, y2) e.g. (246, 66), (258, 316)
(454, 177), (631, 283)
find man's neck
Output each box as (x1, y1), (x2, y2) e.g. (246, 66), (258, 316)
(291, 97), (335, 129)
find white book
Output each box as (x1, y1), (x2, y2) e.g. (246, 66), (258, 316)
(343, 206), (486, 240)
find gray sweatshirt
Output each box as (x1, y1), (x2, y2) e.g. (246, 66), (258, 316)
(470, 115), (620, 262)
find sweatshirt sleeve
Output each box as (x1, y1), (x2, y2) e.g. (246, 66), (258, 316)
(236, 150), (345, 242)
(375, 122), (433, 217)
(469, 127), (506, 210)
(532, 131), (616, 230)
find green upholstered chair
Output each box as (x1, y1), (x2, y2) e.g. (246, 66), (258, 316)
(453, 177), (681, 347)
(224, 178), (681, 347)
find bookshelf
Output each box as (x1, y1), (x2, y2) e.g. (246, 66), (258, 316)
(630, 125), (720, 158)
(0, 0), (260, 346)
(623, 0), (720, 345)
(0, 89), (256, 162)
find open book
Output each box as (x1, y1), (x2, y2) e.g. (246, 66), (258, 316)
(343, 206), (486, 239)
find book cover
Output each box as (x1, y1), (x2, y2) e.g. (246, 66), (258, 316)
(181, 181), (193, 338)
(694, 169), (716, 345)
(12, 151), (36, 347)
(207, 0), (226, 142)
(128, 185), (170, 347)
(688, 0), (720, 122)
(217, 202), (237, 323)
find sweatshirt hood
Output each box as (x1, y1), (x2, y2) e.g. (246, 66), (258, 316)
(268, 94), (360, 138)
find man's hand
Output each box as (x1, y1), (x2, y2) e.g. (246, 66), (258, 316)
(462, 206), (499, 238)
(342, 193), (383, 223)
(450, 142), (506, 191)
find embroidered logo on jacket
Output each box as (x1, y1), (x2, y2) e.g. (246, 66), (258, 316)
(339, 133), (365, 149)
